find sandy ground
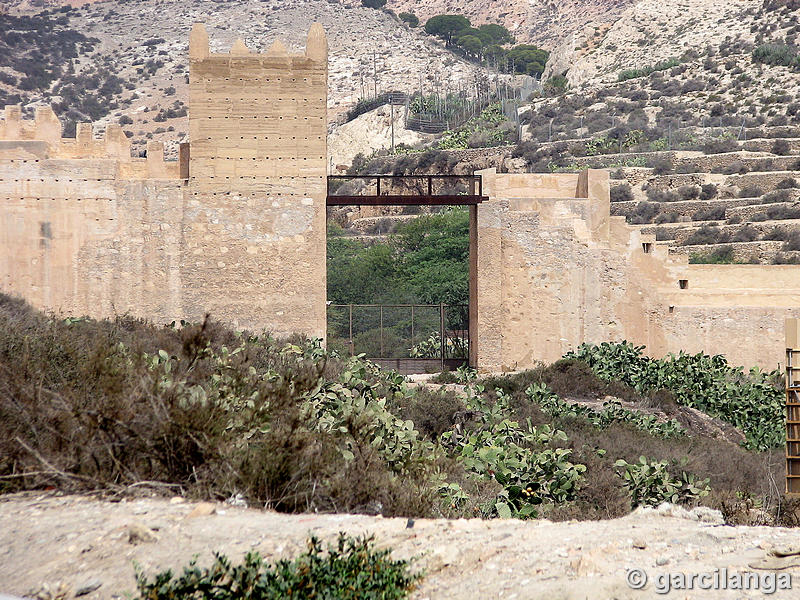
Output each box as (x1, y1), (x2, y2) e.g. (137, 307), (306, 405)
(1, 493), (800, 599)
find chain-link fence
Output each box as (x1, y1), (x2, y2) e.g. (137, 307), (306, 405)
(327, 304), (469, 370)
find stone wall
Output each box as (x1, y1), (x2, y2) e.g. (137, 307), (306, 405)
(669, 241), (785, 263)
(724, 171), (800, 192)
(0, 104), (185, 322)
(610, 197), (753, 219)
(0, 25), (328, 337)
(474, 169), (800, 371)
(2, 24), (800, 372)
(744, 138), (800, 153)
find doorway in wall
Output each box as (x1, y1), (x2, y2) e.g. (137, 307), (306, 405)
(325, 174), (486, 374)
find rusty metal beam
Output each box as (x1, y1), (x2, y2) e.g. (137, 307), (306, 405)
(326, 195), (488, 206)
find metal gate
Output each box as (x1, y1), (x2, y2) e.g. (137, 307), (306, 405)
(327, 303), (469, 374)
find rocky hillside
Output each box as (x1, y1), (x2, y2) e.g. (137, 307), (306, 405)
(498, 0), (800, 264)
(336, 0), (800, 265)
(0, 0), (490, 154)
(544, 0), (756, 87)
(377, 0), (637, 48)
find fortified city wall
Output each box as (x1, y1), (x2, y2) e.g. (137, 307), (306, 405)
(0, 24), (328, 338)
(1, 25), (799, 371)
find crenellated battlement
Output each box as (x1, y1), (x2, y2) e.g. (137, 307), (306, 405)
(188, 22), (327, 64)
(0, 106), (63, 146)
(187, 23), (328, 190)
(0, 105), (181, 178)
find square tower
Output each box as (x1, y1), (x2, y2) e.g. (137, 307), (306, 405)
(183, 24), (328, 337)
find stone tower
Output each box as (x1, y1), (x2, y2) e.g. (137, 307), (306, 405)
(184, 23), (328, 336)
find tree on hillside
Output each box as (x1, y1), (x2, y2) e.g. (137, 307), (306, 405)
(424, 14), (471, 46)
(506, 44), (549, 77)
(361, 0), (387, 8)
(399, 12), (419, 27)
(456, 34), (483, 58)
(477, 23), (514, 45)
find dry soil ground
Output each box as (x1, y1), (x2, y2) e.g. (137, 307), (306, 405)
(2, 494), (800, 599)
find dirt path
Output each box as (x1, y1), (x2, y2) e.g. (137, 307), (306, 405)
(1, 494), (799, 599)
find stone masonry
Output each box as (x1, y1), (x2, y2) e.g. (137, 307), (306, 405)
(0, 24), (328, 339)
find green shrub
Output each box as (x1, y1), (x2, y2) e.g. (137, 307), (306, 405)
(398, 12), (418, 27)
(135, 534), (421, 600)
(544, 75), (568, 95)
(629, 201), (659, 224)
(441, 386), (585, 518)
(739, 185), (764, 198)
(685, 225), (726, 245)
(692, 206), (726, 221)
(0, 299), (440, 516)
(766, 204), (800, 220)
(610, 183), (634, 202)
(618, 57), (681, 81)
(525, 383), (685, 439)
(361, 0), (387, 8)
(678, 185), (700, 200)
(655, 211), (679, 224)
(700, 183), (718, 200)
(784, 231), (800, 251)
(702, 138), (739, 154)
(614, 456), (710, 507)
(752, 43), (798, 67)
(646, 188), (679, 202)
(732, 223), (760, 242)
(689, 245), (737, 264)
(649, 157), (674, 175)
(772, 138), (792, 155)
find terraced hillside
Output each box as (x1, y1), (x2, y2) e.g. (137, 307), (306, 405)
(494, 0), (800, 264)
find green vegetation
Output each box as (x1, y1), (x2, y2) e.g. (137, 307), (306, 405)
(422, 14), (548, 76)
(618, 57), (682, 81)
(505, 45), (549, 77)
(0, 12), (99, 110)
(614, 457), (710, 508)
(0, 12), (96, 93)
(344, 92), (399, 123)
(436, 103), (516, 150)
(526, 382), (685, 439)
(442, 386), (585, 518)
(327, 209), (469, 306)
(543, 74), (568, 94)
(361, 0), (387, 8)
(752, 43), (798, 67)
(689, 246), (743, 264)
(136, 534), (421, 599)
(0, 295), (792, 527)
(565, 342), (784, 450)
(327, 210), (469, 358)
(424, 15), (472, 46)
(398, 12), (419, 27)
